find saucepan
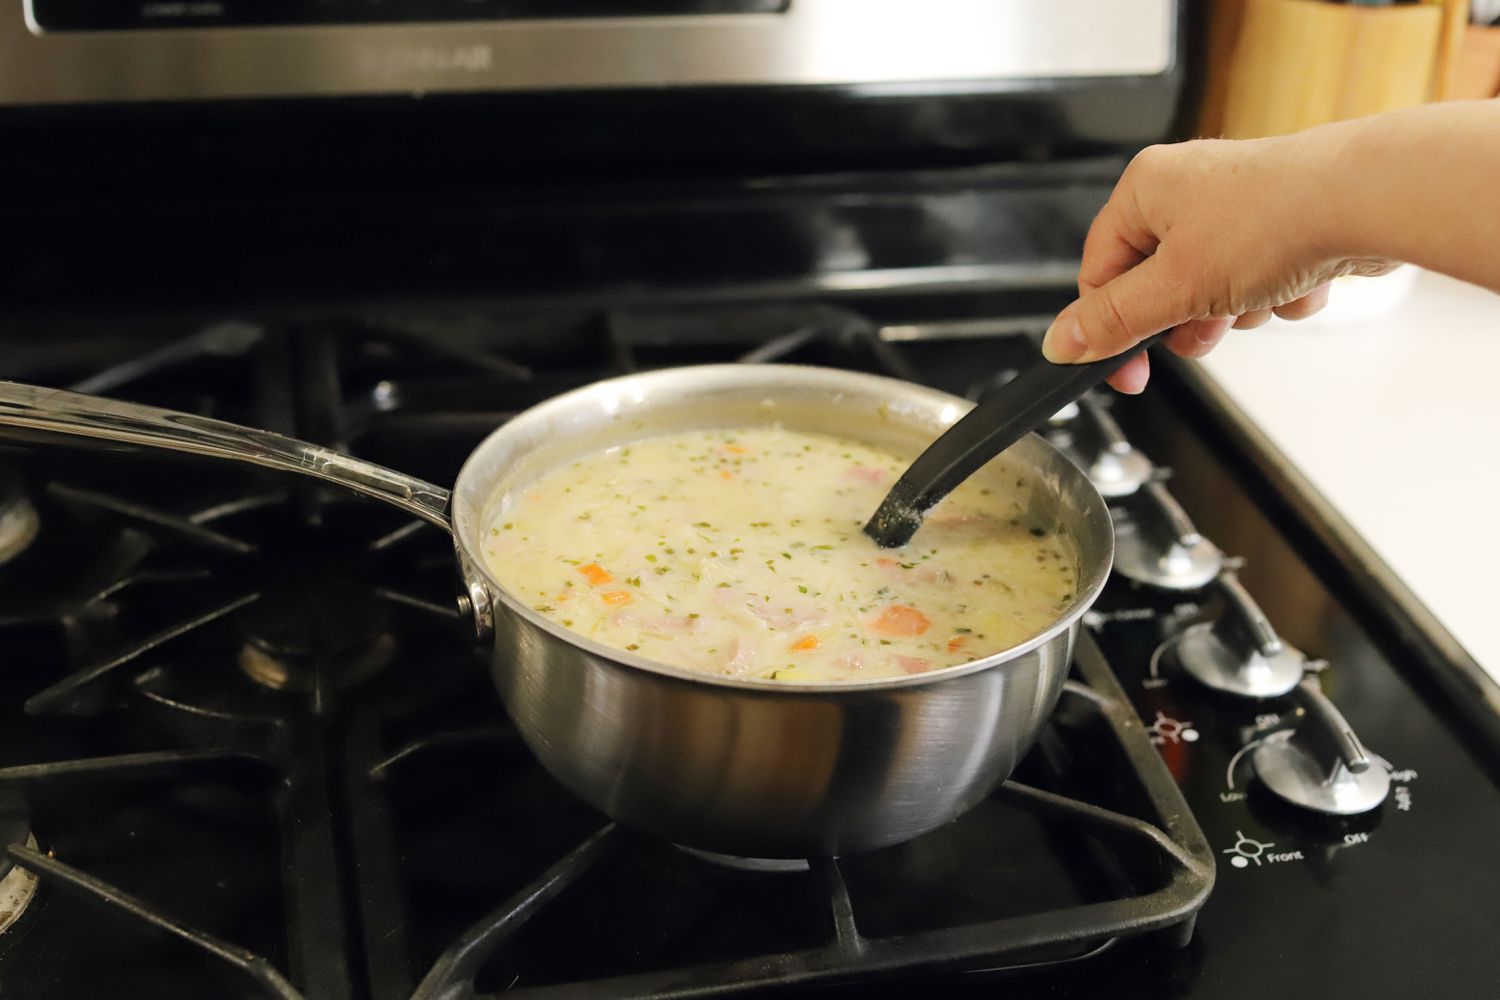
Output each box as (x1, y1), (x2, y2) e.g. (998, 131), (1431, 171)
(0, 365), (1112, 858)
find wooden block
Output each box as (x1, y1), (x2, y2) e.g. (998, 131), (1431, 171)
(1451, 24), (1500, 99)
(1216, 0), (1443, 139)
(1197, 0), (1252, 137)
(1338, 4), (1444, 118)
(1430, 0), (1472, 101)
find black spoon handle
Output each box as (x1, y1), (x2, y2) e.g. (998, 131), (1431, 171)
(864, 333), (1167, 549)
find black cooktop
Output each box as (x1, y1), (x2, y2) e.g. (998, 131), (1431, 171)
(1, 303), (1497, 999)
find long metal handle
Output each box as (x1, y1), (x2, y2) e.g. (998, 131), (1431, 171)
(1291, 678), (1373, 778)
(1139, 480), (1201, 547)
(0, 381), (453, 530)
(1212, 570), (1285, 659)
(1075, 395), (1132, 457)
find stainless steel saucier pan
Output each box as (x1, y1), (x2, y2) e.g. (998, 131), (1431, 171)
(0, 365), (1112, 858)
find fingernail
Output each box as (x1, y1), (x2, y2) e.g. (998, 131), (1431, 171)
(1042, 314), (1087, 363)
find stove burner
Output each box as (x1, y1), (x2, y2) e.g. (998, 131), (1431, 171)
(235, 542), (395, 692)
(0, 467), (40, 567)
(238, 633), (398, 693)
(0, 791), (37, 935)
(674, 846), (812, 873)
(0, 836), (40, 936)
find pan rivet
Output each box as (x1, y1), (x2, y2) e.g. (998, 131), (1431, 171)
(458, 580), (494, 644)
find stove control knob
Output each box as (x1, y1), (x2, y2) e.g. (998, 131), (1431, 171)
(1174, 572), (1305, 698)
(1253, 679), (1391, 814)
(1052, 395), (1153, 498)
(1112, 481), (1223, 590)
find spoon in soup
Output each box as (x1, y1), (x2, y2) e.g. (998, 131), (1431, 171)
(863, 334), (1166, 548)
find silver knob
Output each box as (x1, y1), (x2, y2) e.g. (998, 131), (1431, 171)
(1112, 481), (1223, 590)
(1173, 572), (1305, 698)
(1052, 395), (1153, 498)
(1252, 679), (1391, 814)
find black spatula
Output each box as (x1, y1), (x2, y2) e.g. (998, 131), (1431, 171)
(863, 334), (1166, 548)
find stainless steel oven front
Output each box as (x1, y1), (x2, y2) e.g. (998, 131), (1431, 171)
(1, 0), (1175, 105)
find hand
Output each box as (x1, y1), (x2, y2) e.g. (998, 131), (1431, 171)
(1043, 132), (1397, 392)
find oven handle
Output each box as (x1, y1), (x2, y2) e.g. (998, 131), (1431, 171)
(0, 381), (453, 531)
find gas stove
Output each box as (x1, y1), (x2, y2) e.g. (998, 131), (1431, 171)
(2, 302), (1497, 999)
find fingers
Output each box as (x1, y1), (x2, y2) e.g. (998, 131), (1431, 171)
(1233, 309), (1274, 329)
(1273, 282), (1330, 320)
(1164, 316), (1234, 359)
(1105, 351), (1150, 394)
(1043, 252), (1194, 364)
(1078, 197), (1153, 296)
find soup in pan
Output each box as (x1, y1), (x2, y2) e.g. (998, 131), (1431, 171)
(481, 427), (1078, 683)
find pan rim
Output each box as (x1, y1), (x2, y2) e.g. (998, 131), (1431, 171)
(451, 362), (1113, 695)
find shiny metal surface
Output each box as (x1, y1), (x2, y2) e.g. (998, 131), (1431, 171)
(451, 365), (1113, 856)
(1113, 480), (1222, 590)
(0, 469), (39, 565)
(0, 381), (452, 528)
(1252, 680), (1391, 815)
(1, 0), (1173, 105)
(0, 366), (1112, 857)
(1175, 625), (1305, 700)
(0, 834), (39, 936)
(1052, 395), (1153, 498)
(1173, 572), (1305, 699)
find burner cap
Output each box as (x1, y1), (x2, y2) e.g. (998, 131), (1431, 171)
(0, 790), (37, 935)
(674, 845), (812, 873)
(236, 542), (393, 691)
(0, 468), (40, 568)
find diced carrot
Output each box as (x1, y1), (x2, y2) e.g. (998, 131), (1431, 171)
(526, 492), (543, 503)
(725, 444), (748, 455)
(946, 636), (967, 653)
(600, 590), (633, 606)
(790, 634), (820, 652)
(555, 591), (573, 603)
(896, 655), (932, 674)
(875, 557), (898, 568)
(578, 563), (613, 586)
(720, 469), (734, 481)
(871, 605), (930, 637)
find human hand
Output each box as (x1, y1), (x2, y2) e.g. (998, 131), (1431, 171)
(1043, 131), (1398, 392)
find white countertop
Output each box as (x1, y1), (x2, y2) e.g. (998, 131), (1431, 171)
(1198, 268), (1499, 682)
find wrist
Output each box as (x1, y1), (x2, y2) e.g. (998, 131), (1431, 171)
(1281, 116), (1384, 263)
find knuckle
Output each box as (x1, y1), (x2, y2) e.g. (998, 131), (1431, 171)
(1127, 143), (1171, 175)
(1091, 284), (1138, 349)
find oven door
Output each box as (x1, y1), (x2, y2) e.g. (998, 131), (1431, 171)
(5, 0), (1176, 104)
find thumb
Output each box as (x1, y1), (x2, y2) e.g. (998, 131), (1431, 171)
(1042, 253), (1196, 363)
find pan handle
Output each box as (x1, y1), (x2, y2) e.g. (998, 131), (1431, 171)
(0, 381), (452, 531)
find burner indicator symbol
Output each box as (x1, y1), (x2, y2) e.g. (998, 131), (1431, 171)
(1223, 831), (1276, 869)
(1148, 711), (1200, 745)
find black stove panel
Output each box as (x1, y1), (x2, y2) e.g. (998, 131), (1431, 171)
(1, 303), (1497, 999)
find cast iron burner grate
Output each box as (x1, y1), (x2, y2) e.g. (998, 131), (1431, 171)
(0, 309), (1212, 999)
(376, 638), (1213, 1000)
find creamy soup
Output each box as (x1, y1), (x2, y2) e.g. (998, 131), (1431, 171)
(481, 428), (1077, 683)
